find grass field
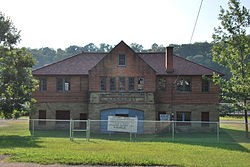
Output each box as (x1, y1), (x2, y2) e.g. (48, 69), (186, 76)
(0, 119), (250, 167)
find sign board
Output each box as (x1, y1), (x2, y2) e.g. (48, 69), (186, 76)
(107, 116), (138, 133)
(159, 114), (170, 121)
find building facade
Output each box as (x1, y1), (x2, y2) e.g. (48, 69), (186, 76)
(32, 41), (221, 131)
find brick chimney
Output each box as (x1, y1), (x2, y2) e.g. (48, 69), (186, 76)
(165, 46), (174, 73)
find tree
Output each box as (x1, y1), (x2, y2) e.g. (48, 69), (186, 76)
(0, 12), (20, 47)
(99, 43), (113, 52)
(0, 12), (36, 119)
(130, 43), (143, 52)
(212, 0), (250, 137)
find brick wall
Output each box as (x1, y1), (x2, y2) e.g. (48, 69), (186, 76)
(33, 75), (89, 103)
(88, 43), (156, 92)
(156, 76), (220, 104)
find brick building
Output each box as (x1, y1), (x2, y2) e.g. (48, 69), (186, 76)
(32, 41), (221, 131)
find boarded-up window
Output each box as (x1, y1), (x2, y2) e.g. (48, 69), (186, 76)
(100, 77), (106, 91)
(119, 77), (126, 91)
(137, 77), (144, 91)
(128, 77), (135, 91)
(38, 110), (46, 125)
(110, 77), (116, 91)
(201, 112), (209, 127)
(157, 77), (166, 91)
(56, 110), (70, 124)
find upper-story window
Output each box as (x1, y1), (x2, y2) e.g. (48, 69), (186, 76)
(128, 77), (135, 91)
(137, 77), (144, 91)
(176, 77), (191, 92)
(157, 77), (166, 91)
(119, 77), (126, 91)
(118, 54), (126, 66)
(57, 78), (70, 92)
(100, 77), (107, 91)
(39, 78), (47, 91)
(202, 78), (210, 92)
(110, 77), (116, 91)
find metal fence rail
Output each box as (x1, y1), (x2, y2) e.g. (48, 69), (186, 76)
(1, 118), (249, 143)
(28, 119), (224, 142)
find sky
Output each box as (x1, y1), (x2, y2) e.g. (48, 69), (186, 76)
(1, 0), (250, 49)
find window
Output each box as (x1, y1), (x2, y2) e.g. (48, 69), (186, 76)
(38, 110), (46, 125)
(119, 77), (126, 91)
(176, 112), (191, 126)
(39, 79), (47, 91)
(110, 77), (116, 91)
(100, 77), (107, 91)
(176, 78), (191, 92)
(157, 77), (166, 91)
(115, 114), (129, 117)
(137, 77), (144, 91)
(118, 54), (126, 66)
(202, 79), (210, 92)
(128, 77), (135, 91)
(201, 112), (209, 127)
(56, 110), (70, 124)
(57, 78), (70, 92)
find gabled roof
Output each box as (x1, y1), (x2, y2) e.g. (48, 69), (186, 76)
(33, 41), (222, 76)
(138, 53), (222, 75)
(33, 53), (106, 75)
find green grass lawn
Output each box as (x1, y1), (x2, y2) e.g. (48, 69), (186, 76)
(0, 120), (250, 167)
(220, 115), (249, 121)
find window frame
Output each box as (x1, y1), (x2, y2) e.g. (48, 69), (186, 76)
(109, 77), (116, 91)
(118, 54), (126, 66)
(137, 77), (144, 91)
(202, 78), (210, 92)
(100, 76), (107, 91)
(157, 77), (166, 91)
(38, 110), (46, 125)
(128, 77), (135, 91)
(39, 78), (47, 92)
(55, 110), (70, 124)
(176, 77), (192, 92)
(56, 77), (71, 92)
(176, 112), (191, 126)
(118, 77), (126, 91)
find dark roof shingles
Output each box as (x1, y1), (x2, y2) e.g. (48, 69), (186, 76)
(33, 53), (106, 75)
(33, 52), (221, 76)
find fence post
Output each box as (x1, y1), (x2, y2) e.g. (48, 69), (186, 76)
(217, 122), (220, 142)
(70, 119), (72, 141)
(32, 119), (35, 137)
(172, 121), (175, 141)
(86, 119), (90, 141)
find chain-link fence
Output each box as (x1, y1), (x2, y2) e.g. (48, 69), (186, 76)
(1, 118), (249, 144)
(28, 119), (223, 142)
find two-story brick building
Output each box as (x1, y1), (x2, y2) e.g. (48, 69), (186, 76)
(32, 41), (221, 131)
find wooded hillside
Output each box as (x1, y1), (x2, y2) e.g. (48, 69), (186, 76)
(29, 42), (229, 77)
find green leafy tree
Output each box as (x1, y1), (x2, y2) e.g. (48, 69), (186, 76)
(0, 12), (36, 119)
(130, 43), (143, 52)
(99, 43), (113, 52)
(212, 0), (250, 137)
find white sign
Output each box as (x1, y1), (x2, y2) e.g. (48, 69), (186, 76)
(160, 114), (170, 121)
(107, 116), (138, 133)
